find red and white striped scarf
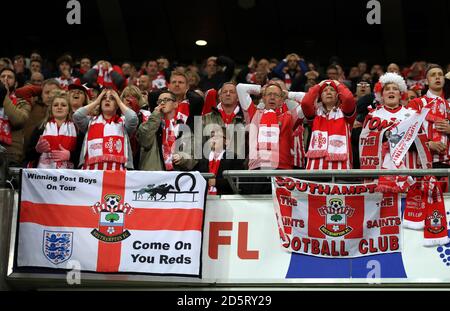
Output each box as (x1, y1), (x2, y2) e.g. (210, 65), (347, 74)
(420, 91), (449, 163)
(208, 150), (225, 195)
(162, 118), (180, 171)
(176, 99), (190, 124)
(0, 94), (17, 146)
(257, 109), (280, 167)
(306, 106), (349, 162)
(37, 120), (77, 169)
(84, 114), (127, 169)
(403, 176), (450, 246)
(217, 103), (240, 125)
(292, 121), (305, 168)
(284, 72), (292, 90)
(94, 65), (114, 89)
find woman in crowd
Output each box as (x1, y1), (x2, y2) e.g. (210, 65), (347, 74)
(120, 85), (148, 118)
(359, 72), (430, 191)
(26, 90), (77, 168)
(73, 88), (138, 170)
(301, 79), (356, 169)
(68, 83), (90, 112)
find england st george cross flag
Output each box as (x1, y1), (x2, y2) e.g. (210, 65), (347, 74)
(17, 169), (207, 277)
(273, 177), (402, 258)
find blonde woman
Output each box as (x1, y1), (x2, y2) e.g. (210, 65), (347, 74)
(120, 85), (147, 112)
(25, 90), (77, 168)
(73, 88), (138, 170)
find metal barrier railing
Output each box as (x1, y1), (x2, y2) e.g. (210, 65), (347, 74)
(222, 169), (450, 194)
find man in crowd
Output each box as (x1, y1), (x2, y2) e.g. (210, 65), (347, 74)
(148, 71), (204, 129)
(83, 60), (124, 90)
(55, 54), (81, 89)
(202, 82), (246, 159)
(13, 55), (31, 88)
(408, 64), (450, 168)
(199, 56), (235, 92)
(0, 68), (31, 166)
(16, 79), (61, 155)
(145, 59), (167, 90)
(79, 57), (92, 75)
(236, 82), (304, 193)
(272, 53), (308, 91)
(138, 90), (195, 171)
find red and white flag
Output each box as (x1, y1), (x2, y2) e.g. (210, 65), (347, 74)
(273, 177), (402, 258)
(17, 169), (206, 277)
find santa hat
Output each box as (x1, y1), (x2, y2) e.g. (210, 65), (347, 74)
(378, 72), (407, 94)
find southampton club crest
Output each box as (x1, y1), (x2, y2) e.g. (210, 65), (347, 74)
(90, 194), (134, 243)
(427, 210), (445, 234)
(318, 198), (355, 237)
(43, 230), (73, 265)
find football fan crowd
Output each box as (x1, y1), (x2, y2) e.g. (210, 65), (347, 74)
(0, 52), (449, 195)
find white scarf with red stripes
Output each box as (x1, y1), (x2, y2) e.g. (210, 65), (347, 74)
(162, 118), (180, 171)
(37, 120), (77, 169)
(421, 92), (449, 163)
(85, 114), (127, 166)
(0, 94), (16, 146)
(257, 109), (280, 167)
(306, 105), (349, 162)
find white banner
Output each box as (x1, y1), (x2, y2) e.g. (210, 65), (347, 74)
(17, 169), (206, 277)
(273, 177), (402, 258)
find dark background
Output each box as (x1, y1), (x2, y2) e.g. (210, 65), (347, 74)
(2, 0), (450, 68)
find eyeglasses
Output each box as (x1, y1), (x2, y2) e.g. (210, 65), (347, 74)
(157, 98), (174, 104)
(357, 82), (370, 86)
(265, 92), (282, 98)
